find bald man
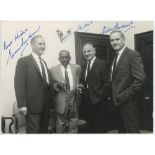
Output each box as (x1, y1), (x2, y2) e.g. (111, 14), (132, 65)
(14, 35), (54, 133)
(79, 43), (109, 133)
(50, 50), (81, 133)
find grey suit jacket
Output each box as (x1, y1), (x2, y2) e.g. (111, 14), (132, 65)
(50, 63), (81, 115)
(111, 47), (146, 106)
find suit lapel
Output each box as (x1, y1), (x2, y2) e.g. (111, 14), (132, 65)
(57, 64), (65, 82)
(30, 54), (42, 80)
(87, 58), (97, 77)
(112, 47), (127, 79)
(83, 64), (87, 81)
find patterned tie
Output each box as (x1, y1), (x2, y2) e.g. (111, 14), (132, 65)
(112, 53), (118, 79)
(39, 56), (47, 82)
(65, 67), (70, 90)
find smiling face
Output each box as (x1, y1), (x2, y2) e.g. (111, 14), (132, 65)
(110, 31), (125, 52)
(58, 50), (71, 68)
(82, 44), (96, 61)
(31, 36), (45, 56)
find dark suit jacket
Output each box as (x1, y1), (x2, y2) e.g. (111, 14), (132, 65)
(14, 54), (53, 114)
(81, 58), (109, 105)
(111, 47), (146, 106)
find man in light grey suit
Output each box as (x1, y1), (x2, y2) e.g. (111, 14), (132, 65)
(50, 50), (81, 133)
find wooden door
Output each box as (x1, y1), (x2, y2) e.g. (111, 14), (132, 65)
(135, 31), (153, 131)
(75, 32), (113, 69)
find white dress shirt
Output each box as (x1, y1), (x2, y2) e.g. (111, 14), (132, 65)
(32, 52), (49, 84)
(60, 64), (73, 90)
(111, 46), (126, 72)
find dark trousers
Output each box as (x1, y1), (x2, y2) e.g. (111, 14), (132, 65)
(26, 111), (51, 134)
(79, 90), (107, 133)
(111, 98), (140, 133)
(26, 86), (52, 133)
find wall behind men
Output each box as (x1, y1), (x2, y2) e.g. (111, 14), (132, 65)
(0, 21), (153, 116)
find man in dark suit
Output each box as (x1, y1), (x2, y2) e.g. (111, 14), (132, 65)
(79, 43), (109, 133)
(14, 35), (54, 133)
(110, 30), (146, 133)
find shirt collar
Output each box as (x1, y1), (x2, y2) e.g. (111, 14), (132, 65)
(88, 56), (96, 65)
(117, 46), (126, 56)
(60, 64), (70, 70)
(32, 52), (41, 59)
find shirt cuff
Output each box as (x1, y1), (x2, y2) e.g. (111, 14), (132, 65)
(20, 107), (27, 111)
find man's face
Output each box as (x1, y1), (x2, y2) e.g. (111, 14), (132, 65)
(32, 37), (45, 56)
(59, 51), (71, 67)
(110, 32), (125, 52)
(82, 44), (96, 61)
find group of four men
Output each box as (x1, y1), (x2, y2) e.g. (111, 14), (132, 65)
(14, 30), (146, 133)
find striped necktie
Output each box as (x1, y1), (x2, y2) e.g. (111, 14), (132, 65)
(39, 56), (47, 82)
(112, 53), (118, 79)
(65, 67), (70, 90)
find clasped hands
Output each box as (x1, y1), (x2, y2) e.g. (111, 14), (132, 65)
(53, 82), (67, 92)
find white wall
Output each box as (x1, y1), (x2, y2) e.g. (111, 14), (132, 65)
(0, 21), (153, 117)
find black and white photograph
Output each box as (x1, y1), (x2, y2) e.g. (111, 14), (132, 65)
(0, 1), (155, 155)
(0, 21), (153, 134)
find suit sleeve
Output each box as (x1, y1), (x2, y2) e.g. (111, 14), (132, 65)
(80, 65), (86, 88)
(76, 65), (81, 84)
(14, 59), (27, 108)
(129, 51), (146, 95)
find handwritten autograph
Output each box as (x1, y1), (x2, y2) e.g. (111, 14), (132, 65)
(3, 26), (40, 64)
(56, 21), (93, 42)
(102, 21), (135, 34)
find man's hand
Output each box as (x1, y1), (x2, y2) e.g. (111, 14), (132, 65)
(19, 107), (27, 116)
(53, 82), (66, 92)
(53, 83), (59, 92)
(76, 84), (85, 94)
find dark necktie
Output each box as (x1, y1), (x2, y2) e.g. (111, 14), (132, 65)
(87, 61), (91, 76)
(112, 53), (118, 79)
(85, 61), (91, 88)
(65, 67), (70, 90)
(39, 57), (47, 82)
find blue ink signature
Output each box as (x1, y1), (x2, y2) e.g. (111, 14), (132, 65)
(3, 26), (40, 64)
(102, 21), (135, 34)
(56, 21), (93, 42)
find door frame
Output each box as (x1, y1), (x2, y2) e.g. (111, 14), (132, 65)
(74, 32), (113, 66)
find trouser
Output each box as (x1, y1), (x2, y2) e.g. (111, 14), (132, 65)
(112, 98), (140, 133)
(56, 90), (78, 133)
(26, 111), (51, 134)
(26, 86), (53, 133)
(79, 90), (107, 133)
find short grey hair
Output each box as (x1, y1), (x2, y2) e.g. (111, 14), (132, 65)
(110, 30), (126, 40)
(59, 50), (70, 57)
(30, 35), (44, 45)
